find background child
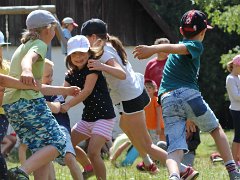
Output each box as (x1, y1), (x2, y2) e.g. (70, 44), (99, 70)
(226, 55), (240, 167)
(133, 9), (240, 180)
(61, 17), (78, 55)
(61, 35), (116, 180)
(3, 10), (79, 180)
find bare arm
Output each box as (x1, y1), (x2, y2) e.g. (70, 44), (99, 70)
(61, 73), (98, 112)
(133, 44), (189, 60)
(88, 59), (126, 80)
(46, 101), (61, 114)
(20, 51), (39, 86)
(40, 84), (80, 96)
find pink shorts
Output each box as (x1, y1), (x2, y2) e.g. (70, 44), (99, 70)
(72, 118), (115, 141)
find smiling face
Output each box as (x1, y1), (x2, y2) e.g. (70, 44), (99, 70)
(42, 62), (53, 85)
(70, 51), (89, 69)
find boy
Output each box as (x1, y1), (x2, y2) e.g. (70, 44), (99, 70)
(43, 59), (83, 180)
(133, 10), (240, 180)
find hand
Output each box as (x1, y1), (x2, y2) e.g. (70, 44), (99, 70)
(87, 59), (105, 71)
(60, 103), (70, 113)
(32, 81), (42, 91)
(20, 70), (36, 86)
(66, 86), (81, 96)
(186, 119), (196, 133)
(132, 45), (154, 60)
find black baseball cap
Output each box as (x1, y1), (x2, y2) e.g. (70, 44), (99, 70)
(181, 10), (213, 37)
(81, 18), (107, 36)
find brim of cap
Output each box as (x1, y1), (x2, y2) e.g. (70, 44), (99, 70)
(207, 25), (213, 29)
(67, 47), (89, 56)
(0, 42), (11, 46)
(73, 22), (78, 27)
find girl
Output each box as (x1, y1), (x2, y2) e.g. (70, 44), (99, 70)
(81, 18), (198, 178)
(3, 10), (80, 180)
(61, 35), (116, 180)
(226, 55), (240, 167)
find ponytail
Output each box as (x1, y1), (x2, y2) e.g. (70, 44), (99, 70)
(108, 35), (127, 65)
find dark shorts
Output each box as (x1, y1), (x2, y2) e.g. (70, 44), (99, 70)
(230, 110), (240, 143)
(116, 89), (150, 114)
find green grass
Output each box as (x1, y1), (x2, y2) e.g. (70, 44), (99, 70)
(7, 130), (234, 180)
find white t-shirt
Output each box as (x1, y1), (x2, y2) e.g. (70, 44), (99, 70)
(226, 74), (240, 111)
(99, 44), (144, 104)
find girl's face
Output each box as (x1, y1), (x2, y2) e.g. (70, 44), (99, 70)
(70, 51), (89, 69)
(233, 64), (240, 75)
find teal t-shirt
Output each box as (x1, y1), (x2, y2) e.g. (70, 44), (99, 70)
(158, 39), (203, 96)
(3, 39), (47, 105)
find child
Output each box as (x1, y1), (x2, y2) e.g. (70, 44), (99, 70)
(133, 10), (240, 180)
(61, 17), (78, 55)
(3, 10), (80, 180)
(81, 18), (197, 178)
(144, 38), (170, 89)
(226, 55), (240, 167)
(110, 133), (139, 167)
(61, 35), (116, 180)
(43, 59), (83, 180)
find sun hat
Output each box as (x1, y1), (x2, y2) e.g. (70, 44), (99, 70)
(26, 10), (57, 29)
(0, 31), (10, 46)
(81, 18), (107, 36)
(67, 35), (90, 56)
(62, 17), (78, 27)
(232, 55), (240, 66)
(181, 10), (213, 36)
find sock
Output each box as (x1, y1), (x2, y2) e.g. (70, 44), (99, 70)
(169, 172), (180, 179)
(84, 164), (93, 172)
(17, 167), (29, 177)
(179, 163), (188, 174)
(225, 160), (237, 173)
(142, 154), (153, 166)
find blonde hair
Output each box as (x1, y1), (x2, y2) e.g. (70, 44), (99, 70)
(21, 23), (55, 44)
(154, 38), (170, 45)
(227, 60), (234, 73)
(44, 58), (54, 67)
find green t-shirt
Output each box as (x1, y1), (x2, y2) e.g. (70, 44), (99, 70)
(3, 39), (47, 105)
(158, 39), (203, 96)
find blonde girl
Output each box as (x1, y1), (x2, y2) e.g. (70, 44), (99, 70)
(226, 55), (240, 167)
(3, 10), (79, 180)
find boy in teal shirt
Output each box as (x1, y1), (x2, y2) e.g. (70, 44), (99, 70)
(133, 10), (240, 180)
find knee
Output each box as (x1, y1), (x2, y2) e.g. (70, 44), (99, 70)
(64, 153), (76, 166)
(87, 149), (100, 161)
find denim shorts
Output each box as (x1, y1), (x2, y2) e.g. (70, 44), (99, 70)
(160, 88), (219, 153)
(55, 126), (75, 166)
(3, 98), (66, 157)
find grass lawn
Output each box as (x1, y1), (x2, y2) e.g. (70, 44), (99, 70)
(7, 130), (234, 180)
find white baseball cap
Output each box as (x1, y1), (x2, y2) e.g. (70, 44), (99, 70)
(67, 35), (90, 56)
(0, 31), (10, 46)
(62, 17), (78, 27)
(26, 10), (57, 29)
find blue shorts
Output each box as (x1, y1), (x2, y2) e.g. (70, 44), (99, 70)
(3, 98), (66, 157)
(160, 88), (219, 153)
(55, 126), (75, 166)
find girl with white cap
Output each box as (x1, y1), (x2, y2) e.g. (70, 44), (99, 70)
(61, 35), (116, 180)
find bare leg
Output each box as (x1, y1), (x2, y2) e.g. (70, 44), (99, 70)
(33, 163), (51, 180)
(87, 134), (107, 180)
(18, 144), (28, 165)
(65, 152), (83, 180)
(232, 142), (240, 164)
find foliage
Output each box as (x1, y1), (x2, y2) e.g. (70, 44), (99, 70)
(220, 46), (240, 71)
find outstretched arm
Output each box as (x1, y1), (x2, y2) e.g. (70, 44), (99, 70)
(40, 84), (80, 96)
(133, 44), (189, 60)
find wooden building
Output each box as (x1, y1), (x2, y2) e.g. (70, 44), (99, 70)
(0, 0), (177, 46)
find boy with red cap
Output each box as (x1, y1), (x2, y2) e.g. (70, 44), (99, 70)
(133, 10), (240, 180)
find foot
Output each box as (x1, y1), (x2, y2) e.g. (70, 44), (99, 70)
(180, 166), (199, 180)
(229, 170), (240, 180)
(136, 161), (159, 175)
(8, 167), (29, 180)
(82, 169), (94, 180)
